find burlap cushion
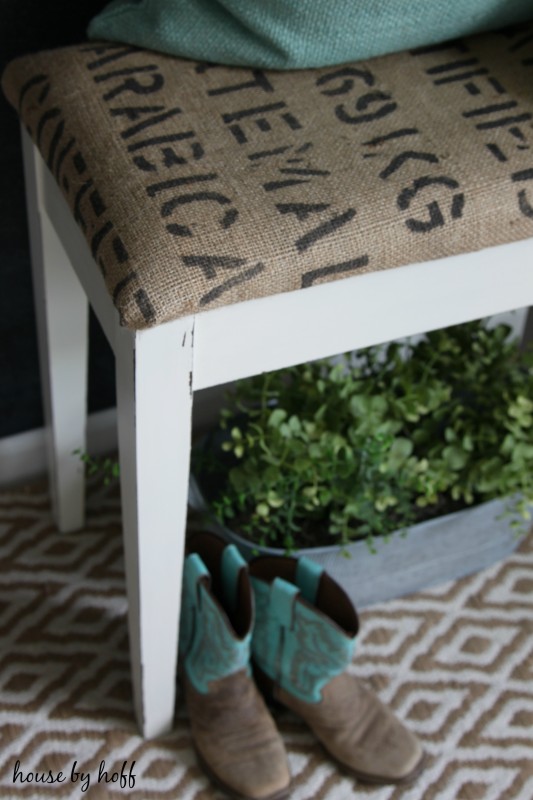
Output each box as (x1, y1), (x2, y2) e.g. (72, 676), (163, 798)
(2, 26), (533, 330)
(87, 0), (533, 70)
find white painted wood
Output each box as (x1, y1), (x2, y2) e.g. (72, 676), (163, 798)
(521, 307), (533, 349)
(32, 126), (533, 394)
(192, 237), (533, 390)
(20, 128), (533, 743)
(22, 128), (89, 532)
(37, 137), (118, 352)
(3, 306), (524, 490)
(114, 318), (194, 738)
(0, 408), (118, 488)
(488, 307), (528, 341)
(35, 122), (533, 395)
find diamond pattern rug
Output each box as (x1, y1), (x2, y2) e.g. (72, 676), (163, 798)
(0, 480), (531, 799)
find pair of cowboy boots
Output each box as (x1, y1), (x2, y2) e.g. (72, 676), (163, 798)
(179, 532), (424, 800)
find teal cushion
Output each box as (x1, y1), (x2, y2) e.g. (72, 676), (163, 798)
(88, 0), (533, 70)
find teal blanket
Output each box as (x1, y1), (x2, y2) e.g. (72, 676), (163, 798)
(88, 0), (533, 69)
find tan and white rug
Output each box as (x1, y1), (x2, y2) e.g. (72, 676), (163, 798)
(0, 480), (531, 799)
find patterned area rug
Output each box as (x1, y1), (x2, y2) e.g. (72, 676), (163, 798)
(0, 480), (531, 799)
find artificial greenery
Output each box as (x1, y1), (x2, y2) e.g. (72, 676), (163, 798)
(194, 320), (533, 552)
(75, 450), (120, 485)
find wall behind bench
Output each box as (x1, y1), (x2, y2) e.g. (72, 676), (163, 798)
(0, 2), (113, 444)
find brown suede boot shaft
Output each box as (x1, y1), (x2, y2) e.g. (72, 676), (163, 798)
(275, 671), (424, 784)
(185, 670), (290, 800)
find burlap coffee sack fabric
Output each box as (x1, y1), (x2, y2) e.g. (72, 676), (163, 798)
(3, 26), (533, 330)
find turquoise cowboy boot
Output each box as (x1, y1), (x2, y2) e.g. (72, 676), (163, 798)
(179, 532), (290, 800)
(249, 555), (424, 785)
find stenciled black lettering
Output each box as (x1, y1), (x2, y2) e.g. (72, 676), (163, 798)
(55, 137), (74, 180)
(518, 189), (533, 218)
(510, 127), (527, 143)
(182, 254), (247, 280)
(248, 145), (291, 161)
(465, 82), (481, 95)
(200, 263), (265, 306)
(508, 31), (533, 52)
(228, 124), (247, 144)
(133, 141), (203, 172)
(46, 119), (65, 169)
(486, 143), (507, 162)
(127, 130), (196, 152)
(91, 221), (114, 257)
(205, 69), (274, 96)
(162, 191), (238, 236)
(432, 68), (489, 85)
(263, 178), (311, 191)
(222, 102), (300, 143)
(336, 91), (397, 125)
(93, 64), (160, 83)
(301, 255), (369, 288)
(119, 107), (182, 139)
(279, 167), (330, 177)
(18, 73), (47, 111)
(38, 82), (50, 104)
(90, 189), (106, 217)
(316, 67), (374, 96)
(425, 57), (479, 74)
(36, 107), (61, 147)
(113, 271), (138, 304)
(512, 169), (533, 183)
(73, 178), (93, 230)
(488, 77), (507, 94)
(112, 235), (129, 263)
(281, 112), (302, 130)
(276, 203), (331, 221)
(161, 192), (233, 216)
(462, 100), (518, 119)
(379, 151), (439, 181)
(110, 105), (165, 122)
(363, 128), (419, 147)
(295, 208), (357, 253)
(73, 151), (87, 174)
(512, 170), (533, 218)
(102, 72), (165, 102)
(146, 172), (218, 197)
(222, 102), (286, 123)
(474, 112), (532, 131)
(134, 289), (156, 323)
(397, 175), (465, 232)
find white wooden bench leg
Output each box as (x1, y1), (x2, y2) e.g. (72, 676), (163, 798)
(22, 129), (88, 532)
(115, 319), (194, 738)
(521, 307), (533, 349)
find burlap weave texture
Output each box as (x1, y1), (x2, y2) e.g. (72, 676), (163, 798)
(3, 26), (533, 330)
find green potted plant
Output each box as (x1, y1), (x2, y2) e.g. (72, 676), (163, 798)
(190, 319), (533, 605)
